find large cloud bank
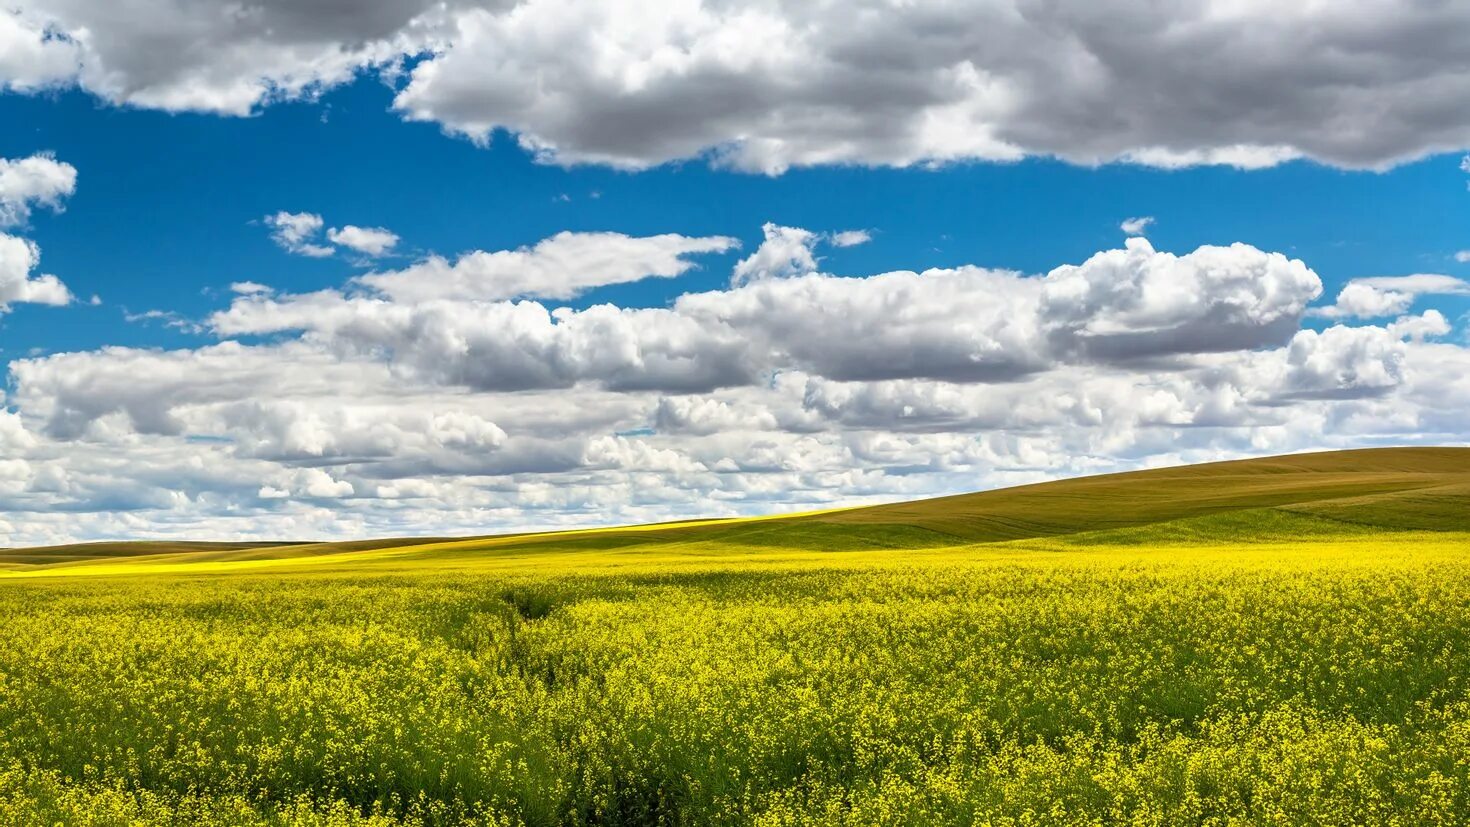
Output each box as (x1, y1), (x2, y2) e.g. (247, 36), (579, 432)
(8, 2), (1470, 172)
(3, 216), (1469, 545)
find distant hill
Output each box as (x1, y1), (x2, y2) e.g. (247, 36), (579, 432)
(801, 446), (1470, 542)
(4, 447), (1467, 572)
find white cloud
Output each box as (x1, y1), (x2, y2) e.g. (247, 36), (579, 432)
(6, 225), (1470, 545)
(731, 224), (821, 285)
(388, 0), (1470, 173)
(1120, 216), (1154, 236)
(2, 2), (441, 115)
(1316, 282), (1415, 320)
(212, 295), (759, 393)
(730, 225), (873, 285)
(1039, 237), (1320, 360)
(691, 265), (1051, 382)
(266, 213), (404, 259)
(0, 233), (72, 311)
(1455, 251), (1470, 263)
(654, 395), (779, 436)
(1272, 323), (1417, 400)
(1389, 309), (1453, 342)
(259, 468), (354, 500)
(327, 225), (399, 257)
(1312, 274), (1470, 319)
(1349, 274), (1468, 295)
(0, 154), (77, 312)
(0, 153), (77, 227)
(215, 232), (1324, 391)
(12, 3), (1470, 173)
(123, 308), (194, 330)
(221, 401), (507, 462)
(1118, 145), (1303, 171)
(357, 230), (738, 301)
(263, 211), (333, 258)
(0, 11), (82, 92)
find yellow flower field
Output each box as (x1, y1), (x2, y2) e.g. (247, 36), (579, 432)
(1, 449), (1467, 825)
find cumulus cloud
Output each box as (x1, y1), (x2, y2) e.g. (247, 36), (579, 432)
(654, 395), (780, 436)
(216, 232), (1326, 391)
(11, 3), (1470, 173)
(222, 401), (507, 463)
(2, 1), (443, 114)
(1312, 274), (1470, 319)
(1389, 310), (1454, 343)
(263, 211), (334, 258)
(731, 224), (821, 285)
(260, 468), (354, 500)
(0, 153), (77, 227)
(793, 368), (1272, 434)
(6, 224), (1470, 545)
(1039, 238), (1321, 360)
(0, 233), (72, 311)
(386, 0), (1470, 173)
(327, 225), (399, 257)
(689, 265), (1050, 382)
(729, 224), (874, 286)
(266, 213), (407, 260)
(0, 154), (77, 312)
(1272, 324), (1417, 401)
(10, 341), (356, 439)
(0, 10), (81, 92)
(212, 295), (759, 394)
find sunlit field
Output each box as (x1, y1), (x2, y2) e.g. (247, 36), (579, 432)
(1, 449), (1468, 825)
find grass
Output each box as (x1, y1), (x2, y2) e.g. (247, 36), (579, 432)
(0, 447), (1467, 824)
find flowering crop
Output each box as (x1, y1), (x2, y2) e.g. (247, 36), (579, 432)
(0, 525), (1467, 824)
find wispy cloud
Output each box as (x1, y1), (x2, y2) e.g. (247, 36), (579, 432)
(1120, 216), (1155, 236)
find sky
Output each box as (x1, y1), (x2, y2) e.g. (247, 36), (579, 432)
(2, 1), (1470, 544)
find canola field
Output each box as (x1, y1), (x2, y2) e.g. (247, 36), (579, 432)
(2, 448), (1469, 825)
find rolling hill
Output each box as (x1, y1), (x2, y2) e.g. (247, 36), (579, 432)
(803, 445), (1470, 539)
(3, 446), (1466, 575)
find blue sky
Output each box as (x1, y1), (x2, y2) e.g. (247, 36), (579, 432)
(7, 77), (1469, 356)
(3, 1), (1470, 543)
